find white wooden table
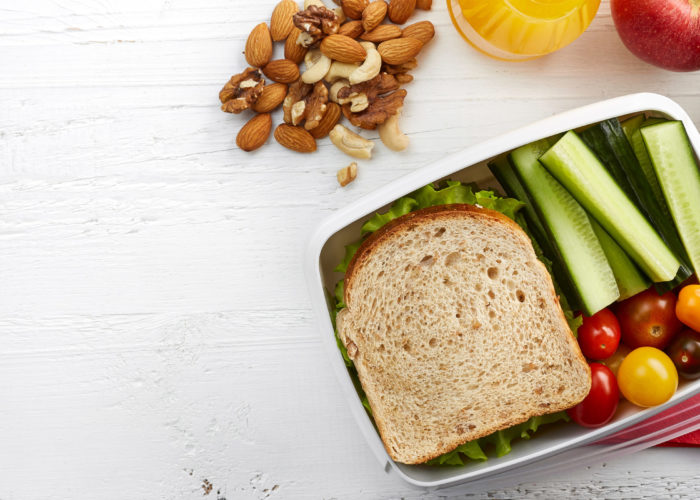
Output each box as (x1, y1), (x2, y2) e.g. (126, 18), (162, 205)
(1, 1), (698, 498)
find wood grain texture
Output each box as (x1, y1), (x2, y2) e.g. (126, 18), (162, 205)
(0, 0), (698, 498)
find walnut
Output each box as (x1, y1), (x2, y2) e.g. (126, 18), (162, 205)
(337, 72), (399, 103)
(342, 88), (406, 130)
(293, 5), (339, 48)
(382, 58), (418, 75)
(219, 68), (265, 114)
(383, 58), (417, 85)
(338, 73), (405, 129)
(282, 80), (328, 130)
(304, 81), (329, 130)
(283, 79), (312, 125)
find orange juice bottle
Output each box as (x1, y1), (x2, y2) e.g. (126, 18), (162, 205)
(448, 0), (601, 61)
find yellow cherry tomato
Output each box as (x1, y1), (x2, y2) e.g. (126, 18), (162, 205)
(676, 284), (700, 331)
(617, 347), (678, 407)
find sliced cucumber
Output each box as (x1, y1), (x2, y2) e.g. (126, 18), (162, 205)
(621, 115), (644, 141)
(589, 218), (649, 301)
(540, 131), (680, 283)
(642, 121), (700, 276)
(628, 128), (671, 219)
(488, 155), (551, 252)
(488, 153), (580, 310)
(581, 125), (636, 200)
(510, 140), (619, 315)
(595, 119), (693, 292)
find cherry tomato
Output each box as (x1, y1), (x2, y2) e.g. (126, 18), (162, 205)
(599, 343), (632, 378)
(666, 328), (700, 379)
(578, 308), (621, 360)
(615, 287), (683, 350)
(676, 284), (700, 332)
(617, 347), (678, 407)
(567, 363), (619, 428)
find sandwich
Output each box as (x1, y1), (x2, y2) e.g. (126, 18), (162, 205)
(334, 183), (591, 465)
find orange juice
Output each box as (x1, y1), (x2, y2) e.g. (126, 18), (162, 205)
(448, 0), (601, 61)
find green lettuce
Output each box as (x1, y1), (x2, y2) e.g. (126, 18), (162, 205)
(331, 181), (575, 466)
(427, 412), (570, 466)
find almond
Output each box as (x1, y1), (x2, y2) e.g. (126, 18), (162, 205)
(342, 0), (369, 19)
(270, 0), (298, 41)
(252, 83), (288, 113)
(401, 20), (434, 45)
(416, 0), (431, 10)
(360, 24), (402, 42)
(338, 20), (364, 38)
(245, 23), (273, 68)
(362, 1), (387, 32)
(237, 113), (272, 152)
(387, 0), (415, 24)
(309, 102), (341, 139)
(320, 34), (367, 63)
(274, 124), (317, 152)
(377, 37), (422, 64)
(263, 59), (301, 83)
(285, 27), (308, 64)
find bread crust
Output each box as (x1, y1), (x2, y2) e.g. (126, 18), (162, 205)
(340, 204), (591, 464)
(345, 204), (526, 302)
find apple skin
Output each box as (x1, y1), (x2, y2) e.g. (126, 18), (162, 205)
(611, 0), (700, 72)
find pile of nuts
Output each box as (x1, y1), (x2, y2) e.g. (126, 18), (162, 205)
(219, 0), (435, 185)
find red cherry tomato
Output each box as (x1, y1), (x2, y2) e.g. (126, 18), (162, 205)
(567, 363), (619, 428)
(666, 328), (700, 379)
(615, 287), (684, 350)
(577, 308), (621, 360)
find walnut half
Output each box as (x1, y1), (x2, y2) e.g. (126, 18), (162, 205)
(338, 73), (406, 130)
(219, 68), (265, 114)
(282, 79), (329, 130)
(293, 5), (339, 48)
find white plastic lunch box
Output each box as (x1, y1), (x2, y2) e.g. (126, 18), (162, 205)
(304, 93), (700, 491)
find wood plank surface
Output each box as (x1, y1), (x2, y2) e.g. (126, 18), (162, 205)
(0, 0), (698, 498)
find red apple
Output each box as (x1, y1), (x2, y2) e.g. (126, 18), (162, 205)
(611, 0), (700, 72)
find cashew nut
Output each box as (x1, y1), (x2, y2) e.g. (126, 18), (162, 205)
(378, 107), (409, 151)
(302, 49), (331, 84)
(329, 79), (350, 103)
(349, 41), (381, 84)
(337, 91), (368, 112)
(337, 161), (358, 187)
(324, 60), (360, 83)
(329, 124), (374, 159)
(304, 0), (325, 8)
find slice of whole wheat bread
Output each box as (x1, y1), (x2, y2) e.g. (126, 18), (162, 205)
(336, 204), (591, 465)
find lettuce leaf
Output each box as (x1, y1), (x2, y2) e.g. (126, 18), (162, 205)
(337, 182), (525, 272)
(426, 412), (570, 466)
(331, 180), (574, 466)
(361, 196), (418, 235)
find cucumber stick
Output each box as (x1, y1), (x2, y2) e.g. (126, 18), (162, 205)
(488, 153), (580, 311)
(510, 140), (619, 315)
(488, 155), (551, 252)
(540, 131), (680, 283)
(642, 121), (700, 276)
(589, 218), (649, 301)
(594, 119), (693, 292)
(622, 115), (671, 217)
(621, 115), (644, 141)
(581, 125), (636, 201)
